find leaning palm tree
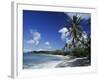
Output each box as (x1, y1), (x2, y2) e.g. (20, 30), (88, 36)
(63, 14), (90, 51)
(67, 15), (83, 48)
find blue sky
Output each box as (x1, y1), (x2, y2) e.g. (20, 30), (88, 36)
(23, 10), (91, 52)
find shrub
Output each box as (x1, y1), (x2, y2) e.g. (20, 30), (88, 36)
(72, 48), (90, 57)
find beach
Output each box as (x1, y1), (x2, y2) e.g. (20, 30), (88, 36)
(23, 53), (90, 69)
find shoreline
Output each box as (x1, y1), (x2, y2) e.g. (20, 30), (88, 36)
(30, 53), (74, 60)
(56, 57), (90, 67)
(24, 53), (90, 69)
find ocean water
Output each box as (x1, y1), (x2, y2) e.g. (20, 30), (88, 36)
(23, 53), (64, 69)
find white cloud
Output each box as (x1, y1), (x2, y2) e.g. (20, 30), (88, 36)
(27, 40), (34, 44)
(26, 29), (41, 46)
(45, 41), (52, 49)
(59, 27), (68, 33)
(36, 41), (52, 51)
(45, 41), (50, 46)
(58, 27), (70, 41)
(24, 48), (33, 53)
(32, 32), (41, 45)
(65, 38), (72, 44)
(64, 12), (90, 19)
(36, 48), (44, 51)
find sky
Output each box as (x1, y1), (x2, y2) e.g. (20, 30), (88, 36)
(23, 10), (91, 52)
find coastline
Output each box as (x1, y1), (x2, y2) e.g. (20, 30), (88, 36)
(56, 57), (90, 67)
(23, 53), (90, 69)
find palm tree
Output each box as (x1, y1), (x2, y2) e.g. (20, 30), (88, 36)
(64, 15), (90, 49)
(67, 15), (83, 48)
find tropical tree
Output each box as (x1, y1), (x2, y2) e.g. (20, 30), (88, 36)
(64, 15), (83, 49)
(63, 14), (90, 51)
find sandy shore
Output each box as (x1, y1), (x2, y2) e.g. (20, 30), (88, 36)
(24, 54), (90, 69)
(56, 57), (90, 67)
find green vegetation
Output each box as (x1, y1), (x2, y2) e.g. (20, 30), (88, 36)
(71, 48), (90, 57)
(32, 50), (69, 56)
(62, 15), (91, 60)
